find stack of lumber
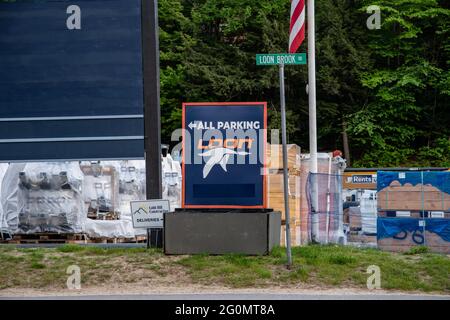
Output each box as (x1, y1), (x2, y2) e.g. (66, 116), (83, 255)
(266, 144), (300, 172)
(266, 144), (301, 246)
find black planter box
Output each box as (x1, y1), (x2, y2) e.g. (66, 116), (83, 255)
(164, 209), (281, 255)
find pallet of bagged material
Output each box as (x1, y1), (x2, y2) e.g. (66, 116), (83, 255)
(266, 144), (301, 170)
(9, 233), (87, 244)
(81, 164), (120, 220)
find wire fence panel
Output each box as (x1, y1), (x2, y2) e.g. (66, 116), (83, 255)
(306, 173), (343, 244)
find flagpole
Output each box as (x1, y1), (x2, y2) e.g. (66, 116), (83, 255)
(307, 0), (319, 243)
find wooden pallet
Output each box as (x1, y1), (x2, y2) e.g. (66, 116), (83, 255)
(7, 233), (148, 244)
(87, 211), (120, 220)
(9, 233), (88, 244)
(86, 235), (147, 244)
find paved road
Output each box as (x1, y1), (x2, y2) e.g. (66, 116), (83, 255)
(1, 293), (449, 300)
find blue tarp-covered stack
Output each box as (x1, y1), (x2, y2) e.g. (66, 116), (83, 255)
(377, 171), (450, 253)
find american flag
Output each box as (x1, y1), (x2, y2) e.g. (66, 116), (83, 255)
(289, 0), (305, 53)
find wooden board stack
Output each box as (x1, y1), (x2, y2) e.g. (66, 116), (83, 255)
(266, 144), (301, 246)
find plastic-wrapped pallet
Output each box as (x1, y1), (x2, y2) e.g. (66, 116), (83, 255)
(16, 162), (85, 234)
(0, 163), (9, 233)
(162, 154), (182, 210)
(1, 163), (26, 233)
(84, 218), (135, 239)
(360, 190), (377, 235)
(102, 160), (146, 217)
(79, 162), (120, 220)
(100, 160), (147, 237)
(301, 153), (346, 245)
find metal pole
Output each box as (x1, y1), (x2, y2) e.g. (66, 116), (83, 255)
(337, 166), (345, 244)
(279, 63), (292, 267)
(325, 156), (331, 244)
(146, 228), (150, 249)
(142, 0), (162, 200)
(307, 0), (319, 243)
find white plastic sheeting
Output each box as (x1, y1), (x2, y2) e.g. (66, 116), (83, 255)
(1, 163), (26, 232)
(16, 162), (85, 234)
(162, 154), (182, 210)
(0, 156), (183, 238)
(84, 218), (135, 239)
(360, 190), (377, 235)
(102, 160), (146, 216)
(0, 163), (9, 230)
(100, 160), (147, 237)
(80, 162), (120, 218)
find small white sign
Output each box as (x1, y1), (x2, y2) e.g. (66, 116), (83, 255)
(130, 200), (170, 229)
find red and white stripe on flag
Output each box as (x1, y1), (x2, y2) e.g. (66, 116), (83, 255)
(289, 0), (305, 53)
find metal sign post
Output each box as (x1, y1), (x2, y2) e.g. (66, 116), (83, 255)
(256, 53), (306, 267)
(279, 63), (293, 267)
(142, 0), (162, 200)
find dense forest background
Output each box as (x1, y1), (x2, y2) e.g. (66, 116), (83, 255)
(159, 0), (450, 167)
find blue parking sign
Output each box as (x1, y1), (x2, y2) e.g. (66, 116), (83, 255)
(182, 102), (267, 208)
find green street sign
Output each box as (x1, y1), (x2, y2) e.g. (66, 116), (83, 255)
(256, 53), (307, 66)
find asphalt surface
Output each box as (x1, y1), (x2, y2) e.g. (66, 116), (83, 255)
(1, 293), (449, 300)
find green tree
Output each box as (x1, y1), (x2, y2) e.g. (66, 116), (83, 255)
(347, 0), (450, 167)
(160, 0), (450, 166)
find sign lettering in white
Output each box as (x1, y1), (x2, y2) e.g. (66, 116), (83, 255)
(130, 200), (170, 228)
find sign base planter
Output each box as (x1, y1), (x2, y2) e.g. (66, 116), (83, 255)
(164, 209), (281, 255)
